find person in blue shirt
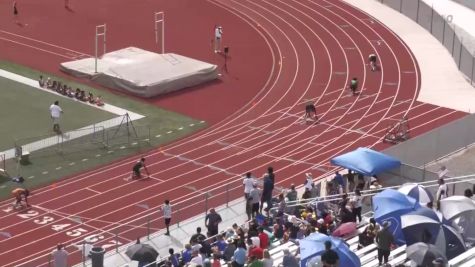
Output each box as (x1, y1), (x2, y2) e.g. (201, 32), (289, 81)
(232, 241), (247, 267)
(181, 244), (193, 264)
(168, 248), (179, 267)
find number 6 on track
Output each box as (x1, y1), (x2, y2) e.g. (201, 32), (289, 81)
(66, 228), (88, 237)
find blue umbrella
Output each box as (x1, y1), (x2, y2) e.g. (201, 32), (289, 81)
(398, 183), (434, 204)
(299, 232), (360, 267)
(402, 207), (466, 259)
(373, 189), (421, 245)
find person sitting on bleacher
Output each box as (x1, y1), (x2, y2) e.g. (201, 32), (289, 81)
(231, 241), (247, 267)
(181, 244), (193, 265)
(38, 75), (45, 87)
(358, 223), (376, 249)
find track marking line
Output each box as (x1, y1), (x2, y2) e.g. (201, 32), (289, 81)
(86, 187), (102, 194)
(41, 171), (48, 175)
(69, 162), (75, 166)
(55, 167), (62, 170)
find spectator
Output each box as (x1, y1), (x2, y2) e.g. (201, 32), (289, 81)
(215, 233), (228, 254)
(258, 227), (269, 249)
(246, 197), (252, 220)
(333, 171), (345, 194)
(225, 227), (235, 239)
(436, 178), (448, 200)
(260, 174), (273, 214)
(223, 237), (237, 261)
(273, 222), (284, 239)
(249, 183), (261, 218)
(243, 172), (255, 199)
(311, 182), (320, 198)
(277, 193), (286, 217)
(304, 173), (313, 191)
(286, 184), (298, 202)
(51, 243), (68, 267)
(190, 249), (203, 266)
(347, 170), (355, 192)
(232, 241), (247, 267)
(358, 223), (376, 249)
(95, 95), (105, 106)
(464, 188), (473, 199)
(321, 241), (339, 267)
(248, 255), (263, 267)
(190, 227), (206, 244)
(181, 244), (193, 264)
(168, 248), (179, 267)
(159, 199), (172, 235)
(49, 101), (63, 134)
(212, 253), (222, 267)
(375, 221), (395, 266)
(302, 188), (312, 200)
(206, 208), (223, 237)
(247, 238), (263, 259)
(262, 249), (273, 267)
(281, 248), (299, 267)
(352, 189), (363, 223)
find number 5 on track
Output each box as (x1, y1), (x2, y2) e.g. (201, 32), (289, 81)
(66, 228), (88, 237)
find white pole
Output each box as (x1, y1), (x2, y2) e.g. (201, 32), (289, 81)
(95, 29), (98, 73)
(162, 12), (165, 54)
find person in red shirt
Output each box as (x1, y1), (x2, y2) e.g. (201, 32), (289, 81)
(258, 227), (269, 249)
(247, 238), (263, 260)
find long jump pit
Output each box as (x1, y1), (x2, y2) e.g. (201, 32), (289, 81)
(60, 47), (219, 98)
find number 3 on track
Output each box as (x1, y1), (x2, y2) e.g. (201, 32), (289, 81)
(66, 228), (88, 237)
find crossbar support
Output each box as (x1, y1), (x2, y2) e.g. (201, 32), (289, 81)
(154, 12), (165, 54)
(95, 24), (107, 73)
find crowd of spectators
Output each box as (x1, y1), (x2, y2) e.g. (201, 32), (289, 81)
(38, 75), (104, 106)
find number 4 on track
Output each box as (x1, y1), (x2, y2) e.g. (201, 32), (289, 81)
(52, 224), (71, 232)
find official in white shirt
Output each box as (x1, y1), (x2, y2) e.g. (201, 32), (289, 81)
(214, 25), (223, 53)
(160, 199), (172, 235)
(49, 101), (63, 134)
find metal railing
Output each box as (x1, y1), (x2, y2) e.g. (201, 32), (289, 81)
(378, 0), (475, 86)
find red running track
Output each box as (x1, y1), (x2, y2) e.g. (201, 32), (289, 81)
(0, 0), (466, 266)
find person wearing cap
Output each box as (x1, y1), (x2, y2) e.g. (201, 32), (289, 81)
(281, 248), (299, 267)
(321, 241), (339, 267)
(51, 243), (68, 267)
(375, 221), (395, 266)
(214, 25), (223, 53)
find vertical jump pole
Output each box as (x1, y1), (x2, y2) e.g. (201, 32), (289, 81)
(154, 12), (165, 53)
(95, 24), (107, 73)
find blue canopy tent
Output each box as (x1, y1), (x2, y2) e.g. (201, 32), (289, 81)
(330, 147), (401, 176)
(300, 233), (360, 267)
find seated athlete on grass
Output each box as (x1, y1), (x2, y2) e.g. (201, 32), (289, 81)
(95, 96), (104, 106)
(130, 158), (150, 180)
(12, 188), (30, 209)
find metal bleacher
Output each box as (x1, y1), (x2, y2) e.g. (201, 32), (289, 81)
(449, 246), (475, 266)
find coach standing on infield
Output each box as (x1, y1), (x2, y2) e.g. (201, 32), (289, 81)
(49, 101), (63, 134)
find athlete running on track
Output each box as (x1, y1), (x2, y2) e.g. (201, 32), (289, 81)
(129, 158), (150, 180)
(369, 53), (377, 71)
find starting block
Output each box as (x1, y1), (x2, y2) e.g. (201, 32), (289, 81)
(383, 117), (410, 144)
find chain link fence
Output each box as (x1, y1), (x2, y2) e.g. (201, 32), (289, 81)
(379, 0), (475, 86)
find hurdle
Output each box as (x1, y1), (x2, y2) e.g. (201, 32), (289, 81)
(154, 12), (165, 54)
(94, 24), (107, 73)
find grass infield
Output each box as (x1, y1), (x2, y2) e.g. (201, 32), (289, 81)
(0, 60), (206, 200)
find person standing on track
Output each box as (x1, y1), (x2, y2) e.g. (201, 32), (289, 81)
(369, 53), (377, 71)
(349, 77), (359, 96)
(12, 187), (30, 209)
(159, 199), (172, 235)
(214, 25), (223, 53)
(51, 244), (68, 267)
(13, 1), (19, 24)
(304, 101), (318, 123)
(129, 157), (150, 180)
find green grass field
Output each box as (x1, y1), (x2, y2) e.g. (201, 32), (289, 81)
(0, 77), (116, 151)
(0, 61), (206, 199)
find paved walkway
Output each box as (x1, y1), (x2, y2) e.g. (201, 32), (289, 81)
(344, 0), (475, 113)
(0, 69), (144, 160)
